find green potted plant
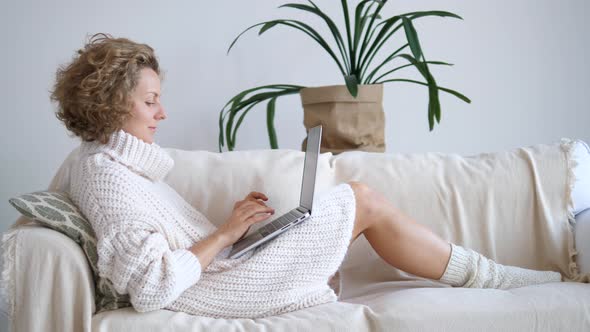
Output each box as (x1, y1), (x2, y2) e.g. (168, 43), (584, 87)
(218, 0), (471, 153)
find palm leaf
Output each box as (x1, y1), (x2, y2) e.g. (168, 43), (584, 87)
(370, 59), (453, 85)
(218, 84), (303, 149)
(265, 20), (348, 76)
(219, 85), (299, 152)
(355, 0), (386, 78)
(219, 85), (303, 151)
(228, 19), (347, 76)
(396, 53), (440, 127)
(266, 97), (279, 149)
(227, 20), (270, 54)
(358, 5), (382, 58)
(358, 15), (402, 78)
(356, 11), (382, 66)
(376, 78), (471, 103)
(364, 43), (408, 84)
(344, 74), (359, 97)
(361, 11), (462, 81)
(353, 0), (374, 53)
(231, 101), (265, 148)
(341, 0), (354, 73)
(404, 10), (463, 21)
(280, 2), (351, 73)
(377, 78), (471, 130)
(230, 90), (297, 145)
(401, 17), (423, 62)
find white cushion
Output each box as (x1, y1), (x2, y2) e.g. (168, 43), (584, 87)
(572, 140), (590, 215)
(575, 209), (590, 274)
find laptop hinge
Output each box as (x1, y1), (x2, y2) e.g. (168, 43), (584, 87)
(296, 206), (309, 214)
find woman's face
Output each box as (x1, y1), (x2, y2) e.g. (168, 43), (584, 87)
(121, 67), (167, 144)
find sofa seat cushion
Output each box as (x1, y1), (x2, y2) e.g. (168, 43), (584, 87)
(91, 281), (590, 332)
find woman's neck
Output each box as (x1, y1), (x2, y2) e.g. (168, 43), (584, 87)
(79, 129), (174, 181)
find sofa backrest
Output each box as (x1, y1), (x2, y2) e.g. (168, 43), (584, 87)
(163, 144), (576, 283)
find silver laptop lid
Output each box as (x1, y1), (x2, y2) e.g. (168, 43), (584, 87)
(300, 125), (322, 212)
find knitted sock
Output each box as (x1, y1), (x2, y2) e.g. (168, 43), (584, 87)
(437, 243), (563, 289)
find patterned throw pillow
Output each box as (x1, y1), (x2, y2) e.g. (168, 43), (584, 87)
(8, 191), (131, 313)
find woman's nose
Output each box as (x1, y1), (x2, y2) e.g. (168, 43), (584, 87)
(157, 105), (167, 120)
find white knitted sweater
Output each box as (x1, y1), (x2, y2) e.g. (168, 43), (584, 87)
(69, 129), (356, 318)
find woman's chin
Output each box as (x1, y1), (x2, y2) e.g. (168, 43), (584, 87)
(139, 134), (154, 144)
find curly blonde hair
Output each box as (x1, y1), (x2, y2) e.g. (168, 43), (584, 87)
(51, 33), (162, 144)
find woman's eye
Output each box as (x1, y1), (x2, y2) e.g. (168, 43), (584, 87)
(146, 102), (155, 106)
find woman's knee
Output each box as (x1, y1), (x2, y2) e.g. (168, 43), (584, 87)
(347, 181), (390, 228)
(347, 181), (372, 242)
(347, 181), (369, 198)
(348, 181), (372, 212)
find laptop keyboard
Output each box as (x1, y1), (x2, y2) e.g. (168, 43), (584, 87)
(258, 209), (304, 237)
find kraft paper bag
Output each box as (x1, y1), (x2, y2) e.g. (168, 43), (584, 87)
(300, 84), (385, 154)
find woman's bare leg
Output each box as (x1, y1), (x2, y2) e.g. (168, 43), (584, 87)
(347, 181), (452, 280)
(346, 181), (562, 288)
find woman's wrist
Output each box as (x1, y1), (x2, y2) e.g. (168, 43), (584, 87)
(189, 231), (231, 269)
(213, 230), (233, 249)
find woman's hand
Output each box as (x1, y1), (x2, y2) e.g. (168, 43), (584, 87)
(215, 191), (275, 247)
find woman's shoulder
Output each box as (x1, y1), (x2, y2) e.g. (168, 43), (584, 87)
(69, 151), (143, 200)
(70, 152), (157, 234)
(77, 151), (136, 180)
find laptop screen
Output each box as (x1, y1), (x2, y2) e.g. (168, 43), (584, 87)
(300, 125), (322, 211)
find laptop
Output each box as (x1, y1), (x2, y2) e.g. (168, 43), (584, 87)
(228, 125), (322, 259)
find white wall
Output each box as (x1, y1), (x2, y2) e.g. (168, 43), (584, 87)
(1, 0), (589, 251)
(0, 0), (588, 329)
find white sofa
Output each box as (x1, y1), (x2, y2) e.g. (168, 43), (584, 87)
(3, 142), (590, 332)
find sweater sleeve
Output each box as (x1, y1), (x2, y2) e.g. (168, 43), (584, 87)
(98, 227), (202, 312)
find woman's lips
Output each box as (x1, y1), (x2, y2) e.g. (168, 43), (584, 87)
(149, 127), (156, 132)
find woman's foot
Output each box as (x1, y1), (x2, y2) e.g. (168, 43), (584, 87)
(438, 243), (562, 289)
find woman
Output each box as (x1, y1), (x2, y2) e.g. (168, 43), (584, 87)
(51, 33), (568, 319)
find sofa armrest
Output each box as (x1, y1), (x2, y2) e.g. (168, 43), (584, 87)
(575, 209), (590, 274)
(4, 223), (95, 332)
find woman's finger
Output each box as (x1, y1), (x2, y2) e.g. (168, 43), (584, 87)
(244, 193), (269, 207)
(253, 200), (268, 207)
(245, 204), (275, 218)
(247, 210), (274, 223)
(247, 191), (268, 201)
(241, 200), (261, 210)
(237, 201), (272, 218)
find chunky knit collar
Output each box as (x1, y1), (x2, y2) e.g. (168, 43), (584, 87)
(79, 129), (174, 182)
